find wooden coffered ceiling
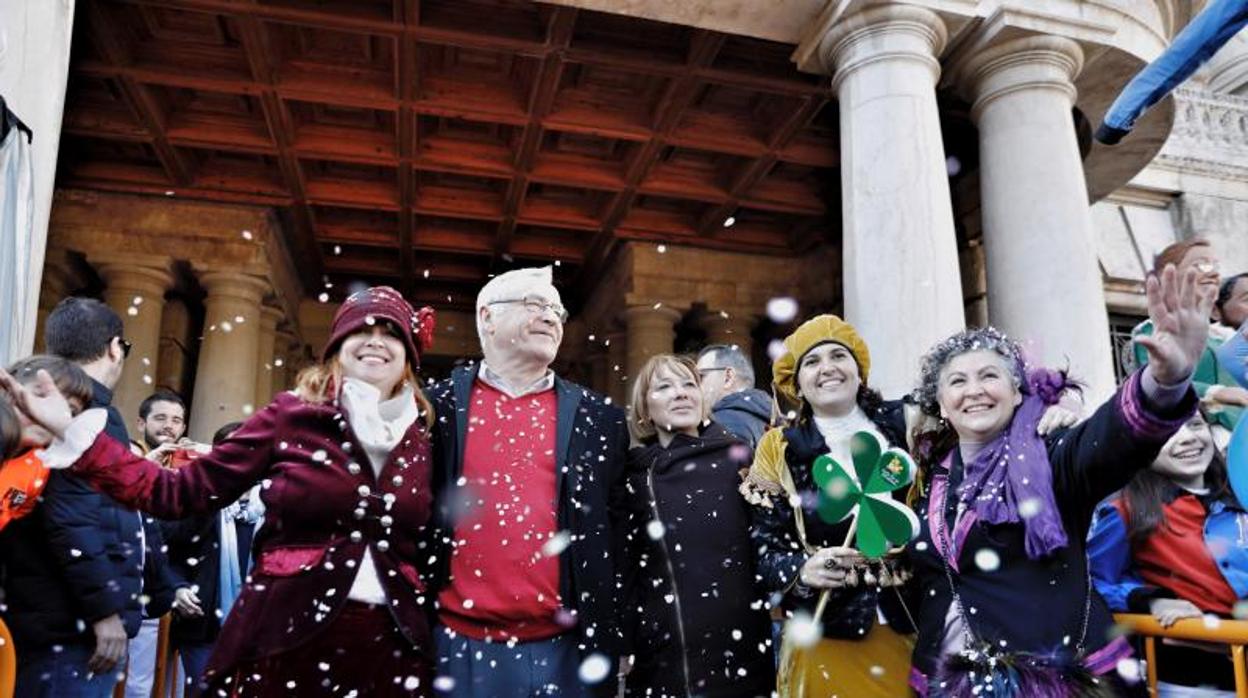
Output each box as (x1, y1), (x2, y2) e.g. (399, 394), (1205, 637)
(58, 0), (840, 310)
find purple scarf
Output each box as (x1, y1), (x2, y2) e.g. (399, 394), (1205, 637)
(955, 368), (1074, 559)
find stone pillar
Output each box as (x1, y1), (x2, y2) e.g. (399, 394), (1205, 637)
(254, 306), (282, 408)
(272, 329), (297, 396)
(157, 298), (192, 395)
(700, 310), (756, 359)
(189, 271), (269, 442)
(965, 37), (1116, 403)
(623, 305), (682, 394)
(97, 259), (173, 424)
(822, 6), (965, 399)
(33, 255), (78, 352)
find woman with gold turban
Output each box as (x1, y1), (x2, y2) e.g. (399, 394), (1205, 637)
(741, 315), (918, 696)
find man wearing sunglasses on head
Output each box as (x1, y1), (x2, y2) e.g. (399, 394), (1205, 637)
(0, 297), (173, 698)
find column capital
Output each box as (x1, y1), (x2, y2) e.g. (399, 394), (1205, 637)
(198, 270), (271, 305)
(960, 36), (1084, 121)
(622, 304), (683, 328)
(259, 305), (284, 330)
(94, 257), (174, 297)
(817, 5), (947, 89)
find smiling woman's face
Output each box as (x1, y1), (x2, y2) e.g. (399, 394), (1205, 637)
(338, 324), (406, 395)
(936, 349), (1022, 443)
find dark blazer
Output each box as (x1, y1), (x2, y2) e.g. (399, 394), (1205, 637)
(0, 380), (171, 650)
(426, 363), (634, 694)
(64, 391), (436, 693)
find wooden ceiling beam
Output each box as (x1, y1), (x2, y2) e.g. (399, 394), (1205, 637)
(84, 3), (194, 187)
(698, 93), (830, 238)
(578, 30), (725, 289)
(236, 12), (325, 292)
(495, 6), (576, 261)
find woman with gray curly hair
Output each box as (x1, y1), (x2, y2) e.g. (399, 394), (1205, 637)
(903, 265), (1214, 697)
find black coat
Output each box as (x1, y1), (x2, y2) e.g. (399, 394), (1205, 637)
(0, 380), (172, 651)
(159, 508), (255, 645)
(906, 372), (1198, 681)
(427, 364), (634, 696)
(623, 422), (775, 698)
(750, 399), (914, 639)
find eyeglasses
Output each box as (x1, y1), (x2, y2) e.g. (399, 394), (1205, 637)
(117, 337), (133, 359)
(489, 296), (568, 323)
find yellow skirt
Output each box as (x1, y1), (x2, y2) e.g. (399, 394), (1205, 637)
(777, 620), (914, 698)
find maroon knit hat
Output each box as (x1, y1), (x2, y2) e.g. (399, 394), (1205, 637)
(321, 286), (435, 371)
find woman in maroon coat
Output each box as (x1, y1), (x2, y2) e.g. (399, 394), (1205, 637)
(2, 287), (439, 697)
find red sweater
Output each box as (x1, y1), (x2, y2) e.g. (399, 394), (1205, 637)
(1117, 495), (1238, 615)
(438, 380), (564, 641)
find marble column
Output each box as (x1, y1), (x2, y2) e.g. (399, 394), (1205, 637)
(254, 305), (282, 408)
(821, 5), (965, 399)
(700, 309), (756, 359)
(623, 305), (682, 395)
(188, 271), (269, 442)
(97, 259), (173, 424)
(157, 297), (192, 395)
(965, 36), (1116, 403)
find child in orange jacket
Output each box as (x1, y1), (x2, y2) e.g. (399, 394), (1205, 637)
(0, 355), (93, 531)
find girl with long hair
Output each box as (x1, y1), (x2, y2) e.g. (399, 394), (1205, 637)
(1089, 409), (1248, 695)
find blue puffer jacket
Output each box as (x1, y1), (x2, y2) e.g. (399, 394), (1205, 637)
(0, 380), (171, 650)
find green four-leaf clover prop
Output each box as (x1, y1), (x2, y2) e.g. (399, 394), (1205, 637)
(811, 431), (920, 558)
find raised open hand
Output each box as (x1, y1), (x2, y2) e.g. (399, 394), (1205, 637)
(1136, 264), (1216, 385)
(0, 367), (74, 439)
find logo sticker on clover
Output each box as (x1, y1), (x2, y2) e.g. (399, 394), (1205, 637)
(811, 431), (920, 558)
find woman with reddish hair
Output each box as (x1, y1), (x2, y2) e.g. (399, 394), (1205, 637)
(2, 287), (439, 697)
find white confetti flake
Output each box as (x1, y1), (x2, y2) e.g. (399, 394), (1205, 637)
(973, 548), (1000, 572)
(578, 654), (611, 685)
(433, 676), (456, 692)
(318, 293), (330, 303)
(656, 244), (667, 253)
(1018, 497), (1043, 519)
(242, 230), (254, 240)
(722, 215), (736, 228)
(766, 297), (799, 324)
(646, 520), (665, 540)
(541, 531), (571, 557)
(1116, 658), (1142, 684)
(127, 307), (138, 317)
(784, 612), (822, 648)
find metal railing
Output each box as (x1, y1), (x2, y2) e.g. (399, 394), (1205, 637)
(1114, 613), (1248, 697)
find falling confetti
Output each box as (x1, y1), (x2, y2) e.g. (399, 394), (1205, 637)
(784, 612), (822, 648)
(578, 654), (611, 685)
(319, 293), (330, 303)
(973, 548), (1000, 572)
(766, 297), (799, 324)
(657, 244), (667, 253)
(242, 230), (254, 240)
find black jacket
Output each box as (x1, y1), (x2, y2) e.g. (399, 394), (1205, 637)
(906, 372), (1198, 680)
(0, 380), (172, 650)
(427, 364), (634, 696)
(750, 399), (914, 639)
(624, 422), (775, 698)
(709, 389), (772, 451)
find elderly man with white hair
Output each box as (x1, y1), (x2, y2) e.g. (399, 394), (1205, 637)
(426, 267), (637, 697)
